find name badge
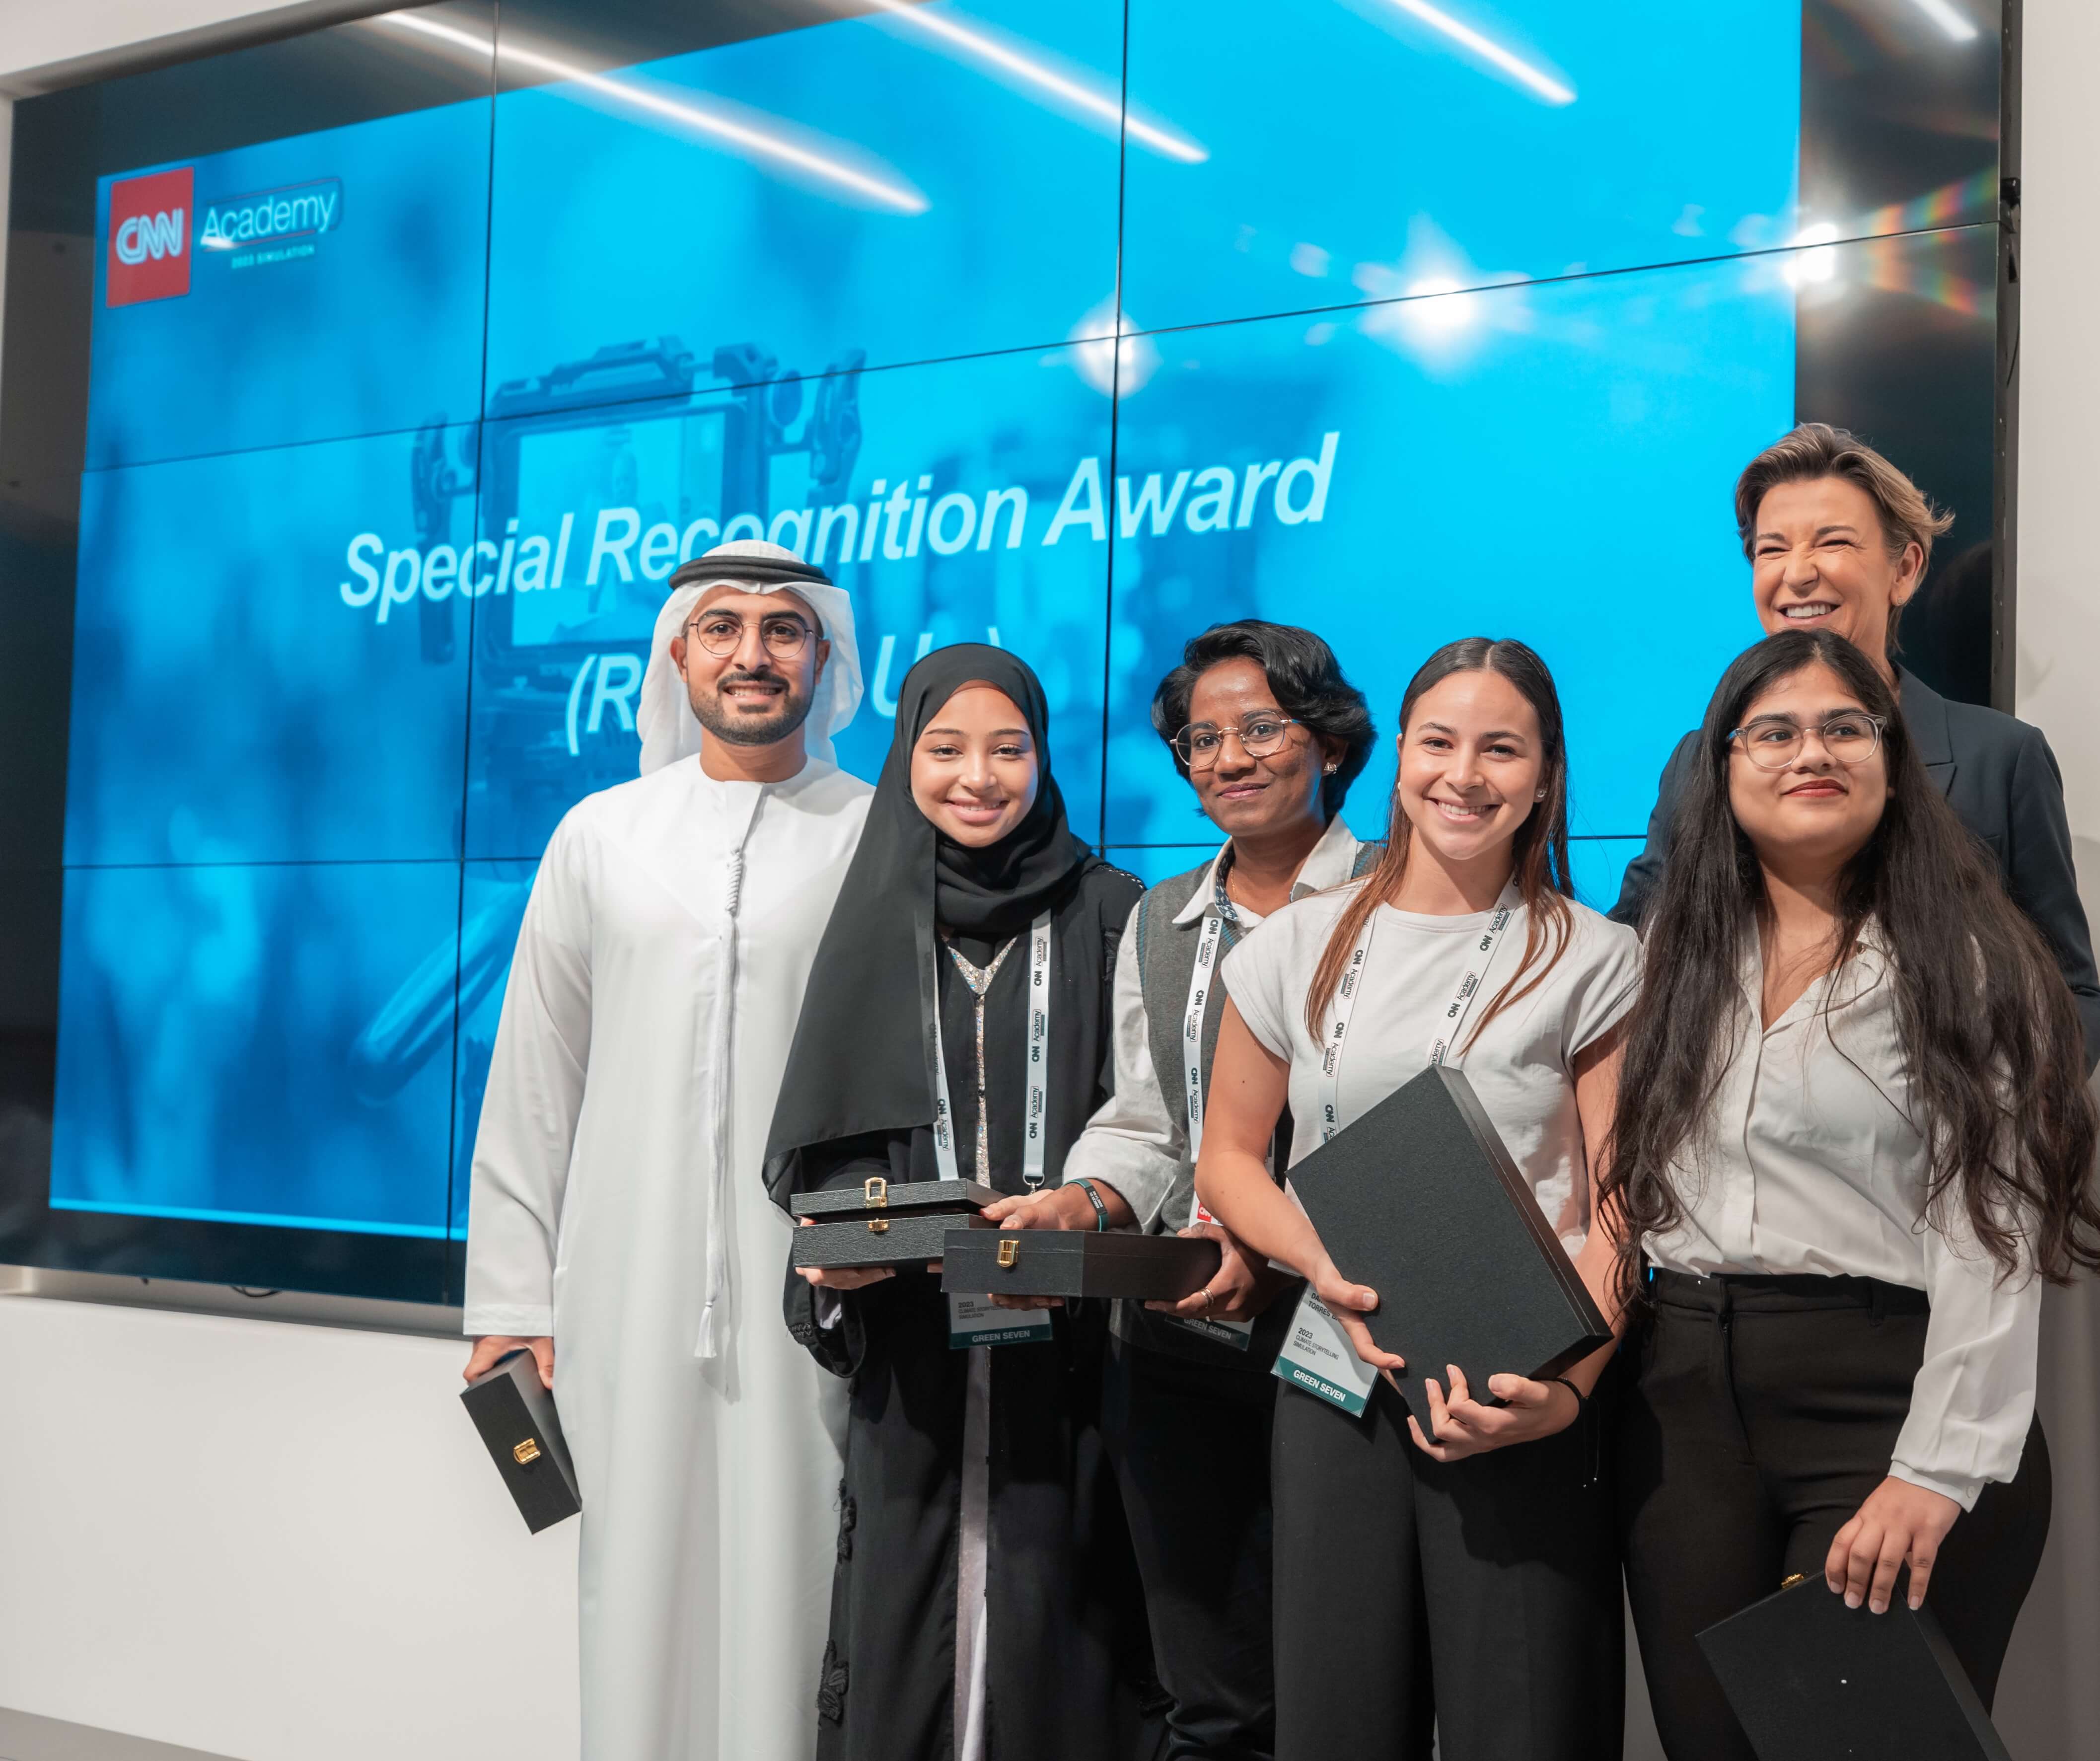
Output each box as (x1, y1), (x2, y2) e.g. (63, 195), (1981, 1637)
(1167, 1313), (1254, 1350)
(947, 1292), (1055, 1350)
(1269, 1287), (1377, 1415)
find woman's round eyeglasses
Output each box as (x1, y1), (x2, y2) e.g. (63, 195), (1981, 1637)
(1728, 712), (1887, 771)
(684, 611), (812, 659)
(1172, 715), (1302, 769)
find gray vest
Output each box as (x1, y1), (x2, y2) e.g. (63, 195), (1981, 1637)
(1134, 863), (1243, 1239)
(1113, 843), (1379, 1368)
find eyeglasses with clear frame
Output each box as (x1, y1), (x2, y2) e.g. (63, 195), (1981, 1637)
(1172, 715), (1303, 769)
(684, 610), (813, 660)
(1727, 711), (1887, 771)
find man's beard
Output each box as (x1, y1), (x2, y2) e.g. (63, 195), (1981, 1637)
(690, 665), (817, 747)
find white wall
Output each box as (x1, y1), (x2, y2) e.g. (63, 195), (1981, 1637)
(0, 1), (367, 91)
(2019, 17), (2100, 850)
(2003, 0), (2100, 1749)
(0, 1297), (578, 1761)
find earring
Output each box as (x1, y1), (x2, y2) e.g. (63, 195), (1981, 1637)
(1534, 788), (1547, 801)
(1323, 763), (1339, 775)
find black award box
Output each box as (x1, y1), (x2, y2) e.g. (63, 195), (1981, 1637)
(461, 1349), (580, 1535)
(942, 1229), (1222, 1301)
(792, 1175), (1000, 1270)
(1287, 1063), (1612, 1394)
(1697, 1574), (2012, 1760)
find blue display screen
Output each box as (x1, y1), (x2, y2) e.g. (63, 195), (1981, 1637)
(56, 0), (1803, 1246)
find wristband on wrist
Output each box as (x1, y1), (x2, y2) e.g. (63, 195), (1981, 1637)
(1068, 1177), (1110, 1232)
(1547, 1376), (1599, 1489)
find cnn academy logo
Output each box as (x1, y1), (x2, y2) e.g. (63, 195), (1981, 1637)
(107, 168), (193, 306)
(108, 166), (345, 304)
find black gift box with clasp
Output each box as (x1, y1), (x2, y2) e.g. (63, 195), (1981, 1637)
(941, 1229), (1222, 1301)
(1285, 1063), (1613, 1395)
(1697, 1573), (2012, 1760)
(792, 1175), (1000, 1269)
(460, 1348), (580, 1535)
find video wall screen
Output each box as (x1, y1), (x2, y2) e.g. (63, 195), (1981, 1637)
(0, 0), (2008, 1300)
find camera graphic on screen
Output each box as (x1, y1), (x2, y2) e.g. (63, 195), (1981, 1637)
(472, 336), (862, 818)
(346, 335), (862, 1111)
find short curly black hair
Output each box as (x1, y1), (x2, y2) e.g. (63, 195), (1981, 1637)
(1149, 620), (1376, 819)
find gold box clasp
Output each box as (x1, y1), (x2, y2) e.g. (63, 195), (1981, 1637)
(997, 1238), (1019, 1269)
(863, 1176), (889, 1209)
(513, 1439), (542, 1466)
(868, 1218), (890, 1234)
(1780, 1573), (1805, 1590)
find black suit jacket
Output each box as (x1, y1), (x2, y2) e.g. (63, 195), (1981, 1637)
(1611, 667), (2100, 1071)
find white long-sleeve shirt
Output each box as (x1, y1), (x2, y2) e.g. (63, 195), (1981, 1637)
(1062, 817), (1364, 1230)
(1645, 932), (2041, 1510)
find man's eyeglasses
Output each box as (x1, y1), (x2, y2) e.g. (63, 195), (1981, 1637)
(1728, 712), (1887, 771)
(684, 611), (813, 660)
(1171, 715), (1302, 769)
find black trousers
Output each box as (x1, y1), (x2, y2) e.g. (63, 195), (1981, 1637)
(1271, 1372), (1623, 1761)
(1102, 1335), (1277, 1761)
(1618, 1270), (2052, 1761)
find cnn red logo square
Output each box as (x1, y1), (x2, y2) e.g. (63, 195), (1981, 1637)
(107, 167), (193, 306)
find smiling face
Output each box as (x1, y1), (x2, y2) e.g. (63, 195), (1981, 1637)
(1726, 660), (1889, 875)
(672, 586), (829, 748)
(1750, 476), (1923, 673)
(1395, 668), (1544, 873)
(1182, 657), (1334, 841)
(910, 684), (1041, 847)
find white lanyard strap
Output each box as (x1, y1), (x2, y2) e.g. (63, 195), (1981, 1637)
(1021, 912), (1053, 1188)
(1182, 913), (1226, 1223)
(1428, 889), (1518, 1069)
(1316, 914), (1378, 1144)
(1183, 860), (1243, 1221)
(931, 1017), (961, 1180)
(1316, 887), (1518, 1142)
(931, 912), (1054, 1187)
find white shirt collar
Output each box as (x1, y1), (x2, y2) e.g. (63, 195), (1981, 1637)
(1734, 918), (1893, 1030)
(1170, 815), (1365, 927)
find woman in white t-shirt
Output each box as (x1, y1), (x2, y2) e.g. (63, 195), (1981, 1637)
(1195, 637), (1637, 1761)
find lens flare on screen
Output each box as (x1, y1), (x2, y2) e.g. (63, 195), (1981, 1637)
(1857, 169), (1997, 237)
(1372, 0), (1577, 107)
(1859, 236), (1989, 317)
(1350, 217), (1526, 364)
(1783, 222), (1840, 288)
(1066, 295), (1160, 397)
(373, 10), (930, 215)
(1908, 0), (1979, 43)
(854, 0), (1208, 164)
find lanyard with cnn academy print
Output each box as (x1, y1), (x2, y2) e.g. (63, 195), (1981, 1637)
(1172, 862), (1258, 1347)
(1315, 885), (1518, 1141)
(1180, 859), (1249, 1213)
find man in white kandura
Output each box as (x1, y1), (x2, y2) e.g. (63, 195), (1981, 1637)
(462, 538), (873, 1761)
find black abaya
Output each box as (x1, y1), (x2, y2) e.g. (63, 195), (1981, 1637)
(786, 865), (1151, 1761)
(768, 647), (1155, 1760)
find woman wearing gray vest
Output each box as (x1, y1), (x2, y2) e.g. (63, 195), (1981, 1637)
(1060, 621), (1377, 1761)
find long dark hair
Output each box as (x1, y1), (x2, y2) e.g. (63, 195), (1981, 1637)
(1601, 629), (2100, 1305)
(1150, 619), (1376, 818)
(1303, 638), (1574, 1042)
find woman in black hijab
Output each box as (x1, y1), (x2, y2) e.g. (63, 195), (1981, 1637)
(768, 646), (1150, 1761)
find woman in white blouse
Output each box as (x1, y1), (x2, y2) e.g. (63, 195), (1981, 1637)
(1195, 638), (1639, 1761)
(1598, 628), (2100, 1757)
